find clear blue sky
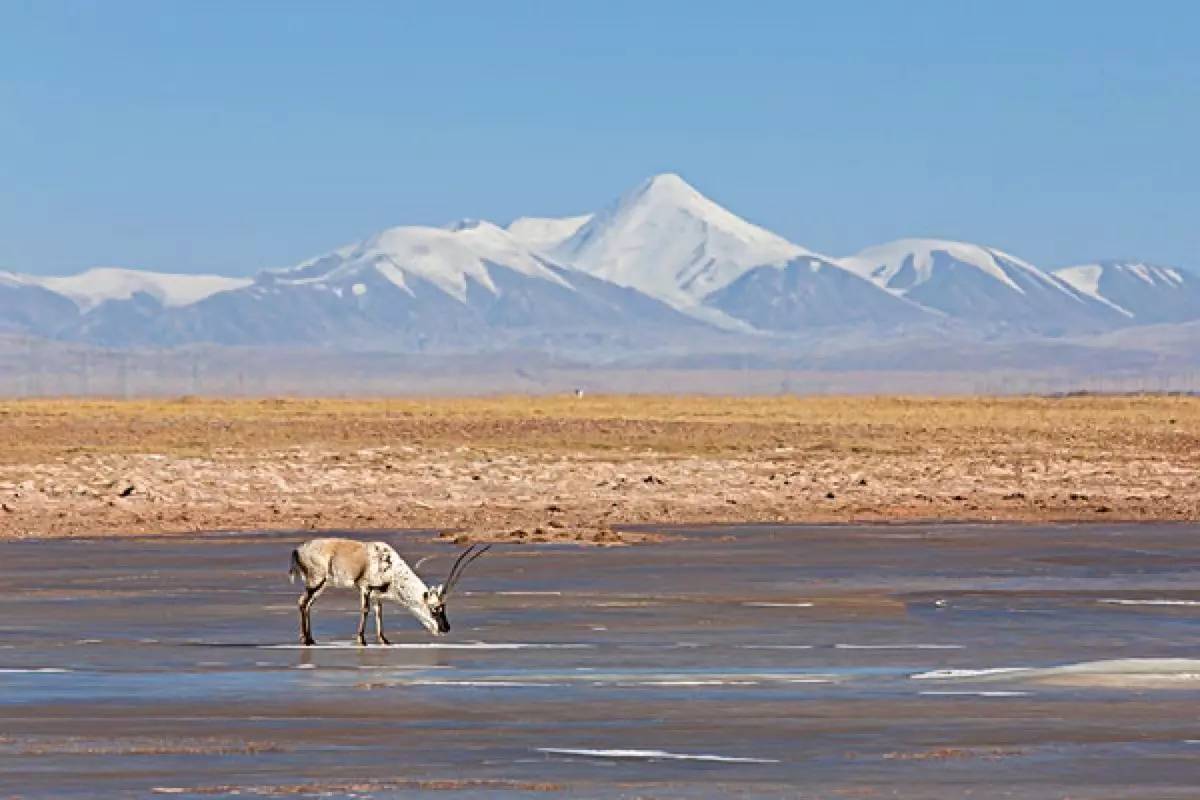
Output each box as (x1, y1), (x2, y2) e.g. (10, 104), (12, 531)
(3, 1), (1198, 276)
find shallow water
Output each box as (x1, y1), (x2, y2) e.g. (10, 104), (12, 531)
(1, 523), (1199, 798)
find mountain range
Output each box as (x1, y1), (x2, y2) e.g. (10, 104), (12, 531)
(3, 174), (1197, 356)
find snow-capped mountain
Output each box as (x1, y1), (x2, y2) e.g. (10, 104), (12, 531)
(1054, 260), (1200, 324)
(66, 219), (705, 349)
(0, 271), (79, 335)
(840, 239), (1124, 334)
(2, 175), (1190, 355)
(506, 214), (592, 252)
(273, 218), (575, 302)
(39, 268), (251, 312)
(705, 255), (937, 331)
(551, 173), (808, 308)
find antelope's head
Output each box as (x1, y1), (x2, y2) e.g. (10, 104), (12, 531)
(413, 544), (490, 636)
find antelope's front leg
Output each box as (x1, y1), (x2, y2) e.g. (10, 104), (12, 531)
(355, 589), (371, 646)
(298, 580), (325, 646)
(374, 596), (390, 645)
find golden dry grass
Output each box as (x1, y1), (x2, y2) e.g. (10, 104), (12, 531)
(1, 394), (1197, 541)
(2, 393), (1196, 459)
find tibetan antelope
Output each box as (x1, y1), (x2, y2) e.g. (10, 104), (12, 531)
(288, 538), (490, 646)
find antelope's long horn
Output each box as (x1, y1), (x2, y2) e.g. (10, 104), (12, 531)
(442, 545), (476, 586)
(442, 544), (491, 596)
(413, 555), (435, 571)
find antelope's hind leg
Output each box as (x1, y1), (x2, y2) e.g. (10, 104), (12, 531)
(298, 579), (326, 646)
(355, 588), (371, 646)
(374, 595), (390, 645)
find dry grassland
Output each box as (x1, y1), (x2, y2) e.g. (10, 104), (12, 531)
(1, 395), (1197, 543)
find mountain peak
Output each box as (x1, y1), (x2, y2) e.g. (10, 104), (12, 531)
(552, 174), (808, 307)
(635, 171), (697, 196)
(271, 220), (570, 304)
(620, 172), (727, 219)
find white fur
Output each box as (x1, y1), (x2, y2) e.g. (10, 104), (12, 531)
(289, 538), (487, 645)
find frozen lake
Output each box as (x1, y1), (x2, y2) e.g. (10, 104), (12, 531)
(1, 524), (1199, 798)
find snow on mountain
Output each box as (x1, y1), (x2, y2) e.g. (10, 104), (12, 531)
(1054, 261), (1200, 323)
(840, 239), (1124, 333)
(6, 176), (1192, 352)
(705, 254), (937, 331)
(39, 268), (251, 312)
(0, 271), (80, 335)
(506, 214), (593, 252)
(271, 219), (574, 301)
(551, 173), (809, 308)
(68, 218), (706, 349)
(0, 270), (33, 286)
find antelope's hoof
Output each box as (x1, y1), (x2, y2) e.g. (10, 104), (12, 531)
(302, 637), (316, 646)
(377, 636), (391, 646)
(355, 636), (367, 646)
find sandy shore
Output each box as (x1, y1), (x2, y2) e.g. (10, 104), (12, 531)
(1, 395), (1197, 543)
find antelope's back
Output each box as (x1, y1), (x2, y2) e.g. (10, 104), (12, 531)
(296, 537), (371, 588)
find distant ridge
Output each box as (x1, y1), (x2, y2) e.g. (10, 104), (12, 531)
(840, 239), (1129, 334)
(3, 174), (1198, 352)
(1055, 260), (1200, 324)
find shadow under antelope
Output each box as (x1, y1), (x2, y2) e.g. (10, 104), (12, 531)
(288, 538), (490, 645)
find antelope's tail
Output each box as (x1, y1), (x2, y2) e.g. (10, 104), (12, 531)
(288, 548), (304, 584)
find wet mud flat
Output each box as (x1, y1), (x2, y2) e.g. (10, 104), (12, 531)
(1, 524), (1199, 798)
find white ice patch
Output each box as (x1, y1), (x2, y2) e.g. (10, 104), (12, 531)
(261, 642), (594, 650)
(913, 659), (1200, 685)
(919, 690), (1030, 697)
(351, 282), (367, 296)
(626, 680), (761, 687)
(740, 644), (814, 650)
(537, 747), (779, 764)
(742, 602), (814, 608)
(1099, 598), (1200, 607)
(0, 667), (72, 673)
(593, 600), (662, 607)
(836, 643), (964, 650)
(912, 668), (1026, 680)
(408, 680), (565, 688)
(581, 671), (833, 686)
(1036, 658), (1200, 679)
(495, 591), (564, 596)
